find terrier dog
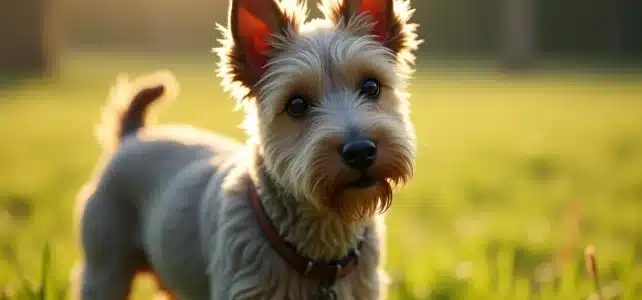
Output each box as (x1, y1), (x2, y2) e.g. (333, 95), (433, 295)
(73, 0), (419, 299)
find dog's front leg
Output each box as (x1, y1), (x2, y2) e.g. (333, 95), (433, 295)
(206, 215), (273, 300)
(208, 249), (269, 300)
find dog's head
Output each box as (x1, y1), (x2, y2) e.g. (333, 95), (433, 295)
(217, 0), (420, 222)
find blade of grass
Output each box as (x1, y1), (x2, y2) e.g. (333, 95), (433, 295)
(514, 277), (531, 300)
(38, 242), (51, 300)
(496, 246), (515, 298)
(585, 245), (602, 300)
(558, 256), (578, 299)
(5, 245), (37, 299)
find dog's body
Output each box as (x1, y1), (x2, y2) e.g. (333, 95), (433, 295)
(78, 121), (386, 299)
(78, 89), (387, 298)
(74, 0), (419, 299)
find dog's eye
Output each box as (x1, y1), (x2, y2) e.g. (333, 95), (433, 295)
(286, 96), (308, 117)
(360, 78), (381, 99)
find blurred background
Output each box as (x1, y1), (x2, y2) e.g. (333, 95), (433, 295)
(1, 0), (641, 299)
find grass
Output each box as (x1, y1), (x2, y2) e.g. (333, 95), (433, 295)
(1, 53), (642, 299)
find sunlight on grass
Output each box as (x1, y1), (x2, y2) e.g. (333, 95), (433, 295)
(1, 54), (642, 299)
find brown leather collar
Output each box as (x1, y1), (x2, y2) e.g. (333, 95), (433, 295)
(248, 178), (367, 286)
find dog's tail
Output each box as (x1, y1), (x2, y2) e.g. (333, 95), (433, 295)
(95, 70), (179, 152)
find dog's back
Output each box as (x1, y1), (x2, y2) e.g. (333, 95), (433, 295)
(74, 71), (243, 299)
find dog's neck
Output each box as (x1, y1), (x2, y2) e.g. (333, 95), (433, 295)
(250, 159), (367, 261)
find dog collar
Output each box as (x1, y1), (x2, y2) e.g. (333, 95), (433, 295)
(247, 178), (367, 286)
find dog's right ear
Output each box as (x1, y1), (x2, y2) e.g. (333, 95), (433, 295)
(224, 0), (299, 92)
(319, 0), (419, 62)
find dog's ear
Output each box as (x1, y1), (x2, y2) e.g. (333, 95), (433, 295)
(333, 0), (394, 43)
(226, 0), (297, 90)
(320, 0), (419, 56)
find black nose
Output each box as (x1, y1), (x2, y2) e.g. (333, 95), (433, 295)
(341, 139), (377, 171)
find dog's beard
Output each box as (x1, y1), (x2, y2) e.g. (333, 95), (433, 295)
(327, 180), (393, 222)
(304, 150), (413, 223)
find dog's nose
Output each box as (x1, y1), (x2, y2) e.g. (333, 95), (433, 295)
(341, 139), (377, 171)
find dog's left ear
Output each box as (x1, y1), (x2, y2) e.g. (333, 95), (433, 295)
(320, 0), (419, 56)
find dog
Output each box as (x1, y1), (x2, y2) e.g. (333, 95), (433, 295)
(73, 0), (420, 298)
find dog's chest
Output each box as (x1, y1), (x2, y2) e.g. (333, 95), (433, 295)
(225, 258), (379, 300)
(209, 217), (382, 299)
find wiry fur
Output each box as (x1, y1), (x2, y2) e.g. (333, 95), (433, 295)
(319, 0), (420, 74)
(74, 0), (420, 299)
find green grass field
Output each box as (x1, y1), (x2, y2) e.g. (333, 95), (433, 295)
(1, 54), (642, 299)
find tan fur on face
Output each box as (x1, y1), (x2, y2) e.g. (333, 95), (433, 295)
(215, 0), (420, 222)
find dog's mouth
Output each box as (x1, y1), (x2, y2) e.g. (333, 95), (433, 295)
(347, 174), (377, 188)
